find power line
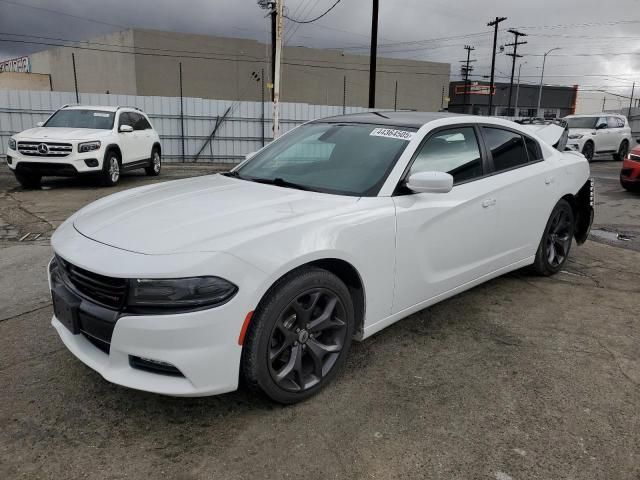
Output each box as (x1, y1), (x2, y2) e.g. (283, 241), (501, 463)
(285, 0), (342, 24)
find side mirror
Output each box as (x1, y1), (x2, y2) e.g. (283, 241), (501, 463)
(119, 124), (134, 133)
(36, 122), (44, 127)
(406, 171), (453, 194)
(245, 151), (257, 160)
(596, 123), (607, 130)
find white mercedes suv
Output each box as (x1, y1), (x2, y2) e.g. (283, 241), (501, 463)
(564, 113), (632, 162)
(6, 105), (162, 188)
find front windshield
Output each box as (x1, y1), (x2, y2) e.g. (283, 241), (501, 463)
(565, 117), (598, 129)
(235, 123), (415, 196)
(44, 110), (115, 129)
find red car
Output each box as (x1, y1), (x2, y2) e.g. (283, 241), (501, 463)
(621, 145), (640, 192)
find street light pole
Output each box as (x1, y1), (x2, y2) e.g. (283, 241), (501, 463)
(537, 47), (560, 117)
(515, 61), (527, 115)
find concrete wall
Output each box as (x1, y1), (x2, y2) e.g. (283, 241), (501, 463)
(0, 72), (50, 91)
(29, 31), (137, 95)
(131, 29), (449, 111)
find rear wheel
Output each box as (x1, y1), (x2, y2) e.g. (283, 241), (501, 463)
(101, 151), (120, 187)
(582, 141), (594, 162)
(14, 171), (41, 189)
(613, 140), (629, 161)
(242, 268), (354, 404)
(145, 148), (161, 176)
(532, 199), (574, 276)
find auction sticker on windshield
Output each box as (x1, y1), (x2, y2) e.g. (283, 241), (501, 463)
(370, 128), (415, 141)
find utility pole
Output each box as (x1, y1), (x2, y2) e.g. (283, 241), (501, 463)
(369, 0), (379, 108)
(515, 61), (527, 115)
(487, 16), (507, 116)
(343, 75), (347, 114)
(272, 0), (284, 138)
(394, 80), (398, 111)
(460, 45), (476, 114)
(71, 52), (79, 103)
(505, 29), (527, 115)
(629, 82), (635, 119)
(602, 96), (606, 111)
(179, 62), (185, 163)
(258, 1), (277, 101)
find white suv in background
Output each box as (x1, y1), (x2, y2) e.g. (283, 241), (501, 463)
(564, 113), (633, 162)
(6, 105), (162, 188)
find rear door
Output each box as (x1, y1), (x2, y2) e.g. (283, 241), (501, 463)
(392, 125), (501, 312)
(480, 126), (559, 264)
(129, 112), (154, 161)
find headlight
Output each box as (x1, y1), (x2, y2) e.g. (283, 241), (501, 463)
(568, 134), (584, 140)
(78, 141), (101, 153)
(8, 138), (16, 150)
(128, 276), (238, 309)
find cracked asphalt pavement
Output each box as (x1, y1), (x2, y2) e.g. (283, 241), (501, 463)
(1, 161), (639, 479)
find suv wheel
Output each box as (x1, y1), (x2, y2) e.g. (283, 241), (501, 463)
(145, 148), (161, 176)
(14, 171), (41, 189)
(582, 141), (594, 162)
(532, 199), (574, 276)
(101, 151), (121, 186)
(614, 140), (629, 161)
(242, 267), (355, 404)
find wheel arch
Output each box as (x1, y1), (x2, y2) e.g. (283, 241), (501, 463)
(103, 144), (122, 163)
(152, 142), (161, 155)
(560, 179), (594, 245)
(252, 257), (366, 340)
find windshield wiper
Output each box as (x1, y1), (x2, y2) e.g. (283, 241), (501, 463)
(249, 177), (317, 192)
(222, 170), (243, 178)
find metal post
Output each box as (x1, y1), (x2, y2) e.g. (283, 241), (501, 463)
(487, 17), (507, 116)
(537, 48), (560, 117)
(179, 62), (185, 163)
(462, 45), (475, 114)
(441, 85), (445, 111)
(368, 0), (379, 108)
(394, 80), (398, 111)
(271, 9), (277, 102)
(515, 61), (526, 115)
(261, 68), (265, 147)
(272, 0), (284, 138)
(71, 52), (79, 103)
(602, 96), (606, 111)
(343, 75), (346, 115)
(629, 82), (635, 119)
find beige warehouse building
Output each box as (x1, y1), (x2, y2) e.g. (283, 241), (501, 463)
(26, 29), (450, 111)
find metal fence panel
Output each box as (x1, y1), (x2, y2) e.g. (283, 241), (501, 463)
(0, 89), (372, 162)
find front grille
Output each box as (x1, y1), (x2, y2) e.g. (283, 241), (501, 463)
(16, 162), (78, 176)
(57, 255), (128, 309)
(18, 141), (72, 157)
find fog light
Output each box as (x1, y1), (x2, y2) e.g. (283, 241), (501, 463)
(84, 158), (99, 167)
(129, 355), (184, 377)
(6, 156), (12, 165)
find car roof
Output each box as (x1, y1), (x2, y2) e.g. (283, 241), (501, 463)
(565, 113), (624, 118)
(62, 105), (119, 112)
(315, 111), (462, 129)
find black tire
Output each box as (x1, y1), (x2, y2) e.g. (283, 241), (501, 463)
(242, 267), (355, 404)
(582, 141), (594, 162)
(145, 147), (161, 176)
(613, 140), (629, 161)
(101, 150), (121, 187)
(14, 171), (41, 189)
(532, 199), (575, 276)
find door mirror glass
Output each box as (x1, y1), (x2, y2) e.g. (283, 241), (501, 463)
(406, 171), (453, 194)
(119, 124), (134, 133)
(36, 121), (44, 127)
(596, 122), (607, 130)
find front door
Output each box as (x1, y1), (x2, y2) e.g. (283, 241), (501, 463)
(392, 126), (500, 313)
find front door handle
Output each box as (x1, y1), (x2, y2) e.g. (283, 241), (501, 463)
(481, 198), (496, 208)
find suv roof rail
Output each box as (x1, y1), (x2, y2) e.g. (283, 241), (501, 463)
(115, 105), (142, 112)
(60, 103), (80, 109)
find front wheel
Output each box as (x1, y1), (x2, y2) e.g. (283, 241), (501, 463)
(532, 199), (575, 276)
(145, 148), (161, 176)
(101, 152), (121, 187)
(582, 141), (594, 162)
(242, 268), (355, 404)
(613, 140), (629, 161)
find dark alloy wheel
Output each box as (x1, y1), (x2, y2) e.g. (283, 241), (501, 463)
(145, 148), (161, 176)
(532, 199), (574, 276)
(242, 268), (355, 404)
(614, 140), (629, 161)
(582, 141), (594, 162)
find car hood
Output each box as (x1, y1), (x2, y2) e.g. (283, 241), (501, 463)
(16, 127), (111, 141)
(73, 174), (359, 255)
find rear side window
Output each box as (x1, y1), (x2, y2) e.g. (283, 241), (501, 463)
(129, 113), (151, 130)
(617, 117), (625, 128)
(482, 127), (529, 172)
(524, 137), (542, 162)
(607, 117), (619, 129)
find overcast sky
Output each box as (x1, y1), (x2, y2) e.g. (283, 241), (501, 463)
(1, 0), (640, 112)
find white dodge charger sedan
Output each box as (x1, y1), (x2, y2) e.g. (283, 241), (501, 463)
(49, 112), (593, 403)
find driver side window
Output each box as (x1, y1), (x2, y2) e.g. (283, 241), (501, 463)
(409, 127), (483, 184)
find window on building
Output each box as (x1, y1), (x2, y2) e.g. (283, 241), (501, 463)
(543, 109), (558, 119)
(482, 127), (531, 172)
(409, 127), (483, 184)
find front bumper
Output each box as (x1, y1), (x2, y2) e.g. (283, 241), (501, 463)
(566, 137), (587, 152)
(6, 147), (104, 176)
(620, 156), (640, 182)
(49, 222), (267, 397)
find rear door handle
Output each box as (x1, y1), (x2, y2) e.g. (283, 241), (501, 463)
(481, 198), (496, 208)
